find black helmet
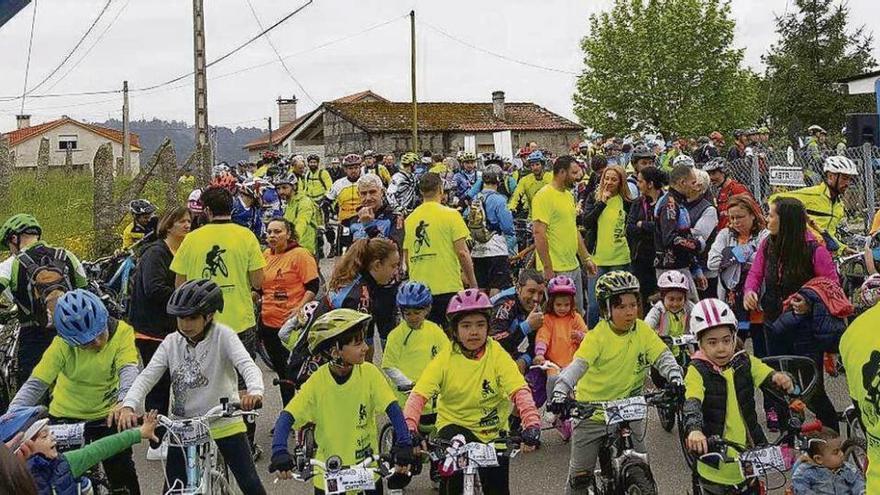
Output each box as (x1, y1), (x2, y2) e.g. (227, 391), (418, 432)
(307, 154), (320, 163)
(631, 144), (654, 160)
(167, 279), (224, 317)
(129, 199), (157, 215)
(482, 153), (504, 166)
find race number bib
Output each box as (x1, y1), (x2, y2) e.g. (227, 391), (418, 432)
(47, 423), (85, 449)
(166, 420), (211, 447)
(740, 446), (786, 477)
(464, 442), (499, 467)
(603, 396), (648, 425)
(323, 467), (374, 494)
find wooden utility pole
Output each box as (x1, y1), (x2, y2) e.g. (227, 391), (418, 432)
(410, 10), (418, 153)
(193, 0), (210, 185)
(267, 117), (274, 151)
(122, 80), (131, 175)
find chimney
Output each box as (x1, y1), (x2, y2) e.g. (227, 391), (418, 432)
(15, 114), (31, 130)
(277, 96), (298, 127)
(492, 91), (505, 120)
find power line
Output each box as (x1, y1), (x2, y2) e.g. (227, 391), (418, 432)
(419, 20), (578, 76)
(19, 0), (38, 114)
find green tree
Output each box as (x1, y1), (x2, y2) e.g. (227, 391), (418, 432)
(763, 0), (875, 140)
(573, 0), (759, 137)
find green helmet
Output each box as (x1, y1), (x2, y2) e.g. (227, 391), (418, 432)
(401, 152), (419, 166)
(594, 271), (640, 303)
(0, 214), (41, 248)
(459, 152), (477, 163)
(307, 308), (372, 354)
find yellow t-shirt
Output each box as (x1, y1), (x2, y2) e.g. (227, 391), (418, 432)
(572, 319), (668, 417)
(592, 195), (631, 266)
(531, 184), (580, 272)
(413, 339), (525, 442)
(404, 201), (470, 295)
(871, 210), (880, 235)
(840, 304), (880, 494)
(33, 321), (139, 420)
(381, 320), (450, 411)
(285, 363), (396, 488)
(170, 222), (267, 333)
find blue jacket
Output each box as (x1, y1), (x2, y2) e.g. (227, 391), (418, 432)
(791, 459), (865, 495)
(482, 190), (515, 236)
(231, 196), (262, 239)
(768, 286), (848, 355)
(453, 170), (479, 204)
(28, 454), (79, 495)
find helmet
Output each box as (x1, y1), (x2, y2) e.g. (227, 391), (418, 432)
(808, 125), (827, 135)
(594, 271), (640, 303)
(330, 157), (341, 166)
(210, 172), (238, 192)
(823, 156), (858, 176)
(758, 126), (770, 134)
(0, 406), (48, 452)
(746, 128), (759, 136)
(482, 153), (503, 166)
(689, 298), (738, 338)
(187, 189), (203, 213)
(396, 281), (433, 309)
(657, 271), (690, 293)
(129, 199), (157, 215)
(672, 154), (695, 168)
(307, 154), (320, 163)
(342, 153), (362, 167)
(401, 152), (419, 165)
(527, 150), (545, 163)
(517, 146), (531, 158)
(284, 300), (321, 336)
(459, 152), (477, 163)
(273, 172), (297, 186)
(363, 150), (375, 158)
(632, 144), (654, 160)
(238, 183), (258, 199)
(709, 131), (723, 141)
(702, 157), (727, 173)
(446, 288), (493, 317)
(548, 276), (577, 296)
(0, 213), (41, 248)
(53, 289), (109, 346)
(733, 129), (746, 138)
(307, 309), (372, 354)
(860, 274), (880, 308)
(578, 141), (590, 150)
(212, 163), (230, 177)
(166, 279), (224, 317)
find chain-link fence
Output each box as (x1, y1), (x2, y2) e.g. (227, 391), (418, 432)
(724, 144), (880, 233)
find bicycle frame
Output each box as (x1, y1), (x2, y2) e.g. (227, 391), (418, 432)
(427, 435), (521, 495)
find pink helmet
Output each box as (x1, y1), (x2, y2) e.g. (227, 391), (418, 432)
(658, 271), (690, 293)
(187, 189), (203, 213)
(689, 298), (738, 338)
(861, 274), (880, 308)
(548, 276), (576, 296)
(446, 289), (493, 316)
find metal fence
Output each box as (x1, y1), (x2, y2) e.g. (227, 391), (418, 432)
(724, 144), (880, 233)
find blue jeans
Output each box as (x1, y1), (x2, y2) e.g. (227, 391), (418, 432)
(586, 264), (630, 328)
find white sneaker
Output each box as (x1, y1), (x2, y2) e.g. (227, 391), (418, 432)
(146, 442), (167, 461)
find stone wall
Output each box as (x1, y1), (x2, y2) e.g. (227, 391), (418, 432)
(323, 111), (370, 158)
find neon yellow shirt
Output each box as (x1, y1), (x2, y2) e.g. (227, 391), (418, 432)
(508, 173), (550, 217)
(404, 201), (470, 295)
(283, 195), (319, 257)
(531, 184), (580, 272)
(285, 363), (396, 488)
(33, 321), (139, 420)
(413, 339), (524, 442)
(170, 222), (267, 333)
(840, 304), (880, 494)
(381, 319), (450, 411)
(593, 195), (630, 266)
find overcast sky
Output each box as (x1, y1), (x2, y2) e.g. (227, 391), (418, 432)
(1, 0), (878, 132)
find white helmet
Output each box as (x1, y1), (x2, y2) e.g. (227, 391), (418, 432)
(657, 270), (690, 293)
(823, 156), (858, 176)
(861, 274), (880, 308)
(689, 298), (738, 338)
(808, 125), (827, 135)
(672, 154), (695, 168)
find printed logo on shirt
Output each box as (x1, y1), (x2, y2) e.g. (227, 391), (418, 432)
(478, 408), (500, 428)
(861, 350), (880, 424)
(481, 379), (495, 398)
(636, 351), (651, 374)
(358, 403), (367, 425)
(431, 345), (439, 358)
(414, 220), (431, 253)
(202, 245), (229, 278)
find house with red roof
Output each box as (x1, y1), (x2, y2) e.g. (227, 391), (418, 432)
(2, 115), (141, 172)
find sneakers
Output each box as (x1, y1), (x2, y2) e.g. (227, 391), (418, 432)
(146, 442), (168, 461)
(251, 443), (263, 462)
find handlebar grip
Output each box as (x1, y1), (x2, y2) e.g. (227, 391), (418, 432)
(800, 420), (824, 434)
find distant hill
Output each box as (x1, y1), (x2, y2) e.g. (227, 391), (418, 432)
(93, 118), (265, 165)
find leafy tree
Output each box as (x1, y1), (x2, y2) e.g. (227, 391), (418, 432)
(763, 0), (875, 139)
(573, 0), (760, 137)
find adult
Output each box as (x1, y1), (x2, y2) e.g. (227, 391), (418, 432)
(453, 152), (479, 206)
(627, 145), (655, 198)
(687, 169), (719, 299)
(128, 206), (191, 458)
(744, 196), (839, 431)
(627, 166), (666, 312)
(381, 152), (398, 176)
(482, 153), (517, 199)
(260, 217), (319, 405)
(654, 164), (703, 302)
(122, 199), (158, 251)
(508, 151), (550, 218)
(471, 167), (515, 296)
(362, 150), (391, 187)
(387, 152), (421, 216)
(703, 157), (751, 230)
(277, 173), (319, 258)
(490, 269), (546, 373)
(532, 155), (598, 315)
(403, 173), (477, 325)
(327, 157), (344, 182)
(231, 183), (262, 240)
(303, 154), (335, 253)
(0, 442), (36, 495)
(350, 174), (403, 245)
(805, 124), (829, 161)
(581, 165), (632, 327)
(727, 129), (749, 161)
(325, 153), (363, 255)
(0, 214), (87, 386)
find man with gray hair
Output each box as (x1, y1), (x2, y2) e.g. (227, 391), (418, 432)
(653, 163), (704, 301)
(471, 166), (515, 296)
(350, 173), (402, 246)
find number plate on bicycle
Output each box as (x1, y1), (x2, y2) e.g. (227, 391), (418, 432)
(602, 396), (647, 425)
(47, 423), (85, 449)
(740, 446), (786, 477)
(166, 420), (210, 447)
(323, 467), (374, 494)
(671, 334), (696, 346)
(464, 442), (499, 467)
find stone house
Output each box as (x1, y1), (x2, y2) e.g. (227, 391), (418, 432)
(2, 115), (141, 172)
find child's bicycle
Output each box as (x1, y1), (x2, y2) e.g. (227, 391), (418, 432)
(839, 404), (869, 476)
(158, 398), (259, 495)
(657, 334), (697, 433)
(425, 434), (522, 495)
(47, 419), (114, 494)
(285, 449), (396, 494)
(378, 383), (437, 493)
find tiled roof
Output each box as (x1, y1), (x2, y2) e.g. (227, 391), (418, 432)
(323, 102), (583, 133)
(331, 90), (389, 103)
(3, 117), (141, 150)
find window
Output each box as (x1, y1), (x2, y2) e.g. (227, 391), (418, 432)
(58, 134), (78, 151)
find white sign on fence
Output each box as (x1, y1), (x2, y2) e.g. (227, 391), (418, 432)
(768, 166), (806, 187)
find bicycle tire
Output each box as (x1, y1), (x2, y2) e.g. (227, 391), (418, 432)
(657, 405), (675, 433)
(843, 437), (869, 475)
(622, 463), (657, 495)
(379, 423), (395, 459)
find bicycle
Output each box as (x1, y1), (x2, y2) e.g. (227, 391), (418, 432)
(0, 306), (19, 412)
(657, 334), (697, 434)
(284, 449), (395, 494)
(839, 404), (869, 476)
(425, 434), (522, 495)
(158, 398), (258, 495)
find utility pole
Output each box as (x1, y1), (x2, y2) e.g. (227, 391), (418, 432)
(267, 117), (274, 151)
(122, 80), (131, 175)
(410, 10), (418, 153)
(193, 0), (210, 186)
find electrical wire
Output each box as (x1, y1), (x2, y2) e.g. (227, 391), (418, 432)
(19, 0), (38, 114)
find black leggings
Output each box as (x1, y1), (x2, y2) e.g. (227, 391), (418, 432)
(52, 417), (140, 495)
(164, 432), (266, 494)
(436, 425), (510, 495)
(258, 323), (294, 406)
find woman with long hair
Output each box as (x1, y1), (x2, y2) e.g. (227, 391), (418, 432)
(581, 164), (632, 327)
(626, 165), (666, 312)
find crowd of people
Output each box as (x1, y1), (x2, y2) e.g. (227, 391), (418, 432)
(0, 129), (878, 495)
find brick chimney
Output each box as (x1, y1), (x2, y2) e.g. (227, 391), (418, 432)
(492, 91), (505, 120)
(277, 96), (298, 127)
(15, 114), (31, 129)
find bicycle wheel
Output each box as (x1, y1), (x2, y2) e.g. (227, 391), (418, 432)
(379, 423), (395, 458)
(657, 404), (675, 432)
(622, 463), (657, 495)
(843, 437), (869, 475)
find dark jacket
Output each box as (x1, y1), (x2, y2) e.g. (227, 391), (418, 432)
(653, 189), (700, 270)
(323, 271), (399, 339)
(349, 201), (403, 247)
(489, 288), (535, 359)
(29, 454), (78, 495)
(626, 195), (658, 262)
(580, 193), (631, 254)
(129, 240), (176, 338)
(768, 277), (853, 354)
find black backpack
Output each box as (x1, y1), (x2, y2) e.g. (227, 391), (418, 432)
(16, 248), (74, 328)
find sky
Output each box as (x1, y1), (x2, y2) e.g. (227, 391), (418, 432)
(0, 0), (878, 132)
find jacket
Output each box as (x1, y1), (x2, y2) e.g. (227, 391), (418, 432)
(579, 193), (631, 254)
(508, 173), (550, 217)
(349, 201), (403, 247)
(303, 168), (333, 204)
(129, 240), (176, 338)
(791, 458), (865, 495)
(453, 170), (479, 205)
(231, 196), (263, 239)
(644, 300), (694, 337)
(387, 170), (420, 215)
(773, 183), (846, 253)
(769, 277), (854, 354)
(686, 196), (719, 277)
(325, 271), (399, 339)
(715, 179), (752, 230)
(283, 194), (319, 256)
(653, 189), (701, 271)
(708, 228), (769, 319)
(489, 288), (534, 360)
(626, 195), (658, 263)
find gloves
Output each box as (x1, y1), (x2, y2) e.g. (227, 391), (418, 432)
(668, 376), (686, 404)
(521, 426), (542, 448)
(409, 429), (423, 448)
(391, 443), (417, 467)
(269, 451), (295, 473)
(547, 391), (568, 415)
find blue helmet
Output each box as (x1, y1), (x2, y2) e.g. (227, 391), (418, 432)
(53, 289), (109, 346)
(396, 281), (433, 309)
(0, 406), (48, 450)
(527, 150), (545, 163)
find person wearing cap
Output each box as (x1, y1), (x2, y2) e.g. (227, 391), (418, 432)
(361, 150), (391, 187)
(727, 129), (749, 162)
(508, 150), (551, 219)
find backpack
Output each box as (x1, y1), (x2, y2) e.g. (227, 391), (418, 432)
(16, 248), (74, 328)
(466, 192), (494, 244)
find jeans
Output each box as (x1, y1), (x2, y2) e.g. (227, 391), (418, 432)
(258, 324), (294, 406)
(51, 417), (140, 494)
(165, 432), (266, 494)
(556, 268), (586, 317)
(586, 264), (630, 328)
(436, 425), (510, 495)
(135, 337), (171, 449)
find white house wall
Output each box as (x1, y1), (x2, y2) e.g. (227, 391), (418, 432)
(10, 122), (141, 173)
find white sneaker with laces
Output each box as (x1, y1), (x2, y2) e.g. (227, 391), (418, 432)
(146, 442), (168, 461)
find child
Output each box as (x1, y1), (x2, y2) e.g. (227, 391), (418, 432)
(645, 270), (695, 341)
(116, 279), (267, 495)
(534, 276), (587, 441)
(682, 298), (794, 493)
(549, 271), (683, 493)
(270, 309), (415, 494)
(0, 405), (159, 495)
(792, 427), (866, 494)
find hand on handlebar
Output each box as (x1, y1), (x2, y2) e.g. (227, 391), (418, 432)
(521, 426), (541, 452)
(686, 430), (708, 455)
(240, 393), (263, 411)
(547, 391), (569, 416)
(269, 451), (296, 480)
(140, 410), (160, 443)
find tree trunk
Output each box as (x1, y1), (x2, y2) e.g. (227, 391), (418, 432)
(36, 137), (49, 183)
(158, 139), (179, 209)
(0, 140), (12, 205)
(93, 143), (117, 257)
